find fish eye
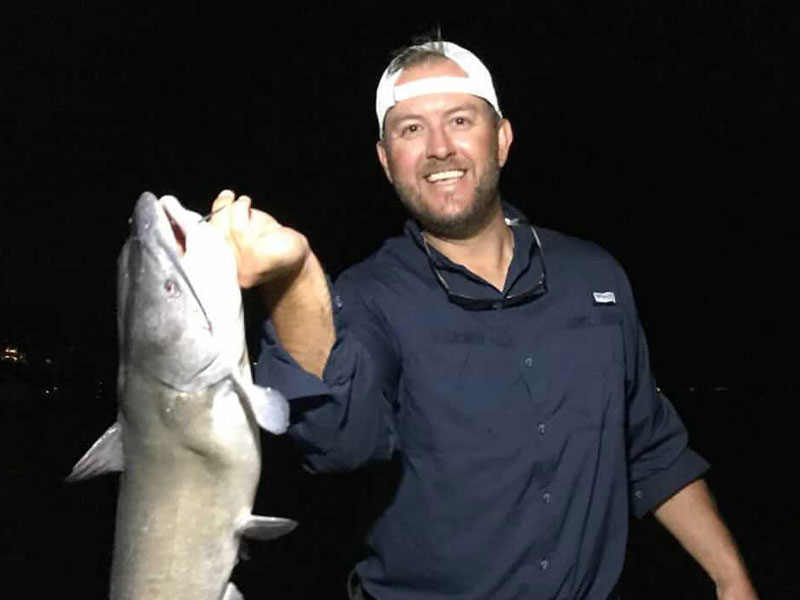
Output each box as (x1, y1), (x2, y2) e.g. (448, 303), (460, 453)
(164, 279), (181, 297)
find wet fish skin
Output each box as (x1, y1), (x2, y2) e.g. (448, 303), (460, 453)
(69, 192), (295, 600)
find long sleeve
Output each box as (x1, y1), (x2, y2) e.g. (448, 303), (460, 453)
(254, 272), (401, 473)
(617, 269), (710, 518)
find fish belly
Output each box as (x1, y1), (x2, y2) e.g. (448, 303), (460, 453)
(109, 443), (258, 600)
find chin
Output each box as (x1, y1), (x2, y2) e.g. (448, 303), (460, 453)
(395, 168), (501, 238)
(411, 195), (498, 239)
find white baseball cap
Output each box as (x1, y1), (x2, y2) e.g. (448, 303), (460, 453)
(375, 41), (502, 136)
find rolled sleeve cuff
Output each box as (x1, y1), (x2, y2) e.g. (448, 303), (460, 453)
(630, 448), (710, 518)
(256, 320), (356, 400)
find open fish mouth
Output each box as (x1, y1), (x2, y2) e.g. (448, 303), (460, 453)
(161, 201), (188, 256)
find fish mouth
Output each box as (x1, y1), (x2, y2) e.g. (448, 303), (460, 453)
(161, 202), (187, 256)
(130, 193), (190, 256)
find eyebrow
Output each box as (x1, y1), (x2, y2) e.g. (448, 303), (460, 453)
(388, 102), (482, 128)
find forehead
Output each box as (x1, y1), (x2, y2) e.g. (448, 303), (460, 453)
(387, 59), (485, 124)
(386, 93), (485, 126)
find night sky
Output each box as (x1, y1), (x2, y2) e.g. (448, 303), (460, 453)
(2, 3), (797, 598)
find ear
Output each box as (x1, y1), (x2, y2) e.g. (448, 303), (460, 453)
(376, 140), (394, 183)
(496, 118), (514, 167)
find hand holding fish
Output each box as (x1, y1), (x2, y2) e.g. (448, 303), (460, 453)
(210, 190), (310, 289)
(209, 191), (334, 377)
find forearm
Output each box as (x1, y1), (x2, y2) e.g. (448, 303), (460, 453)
(262, 251), (335, 379)
(208, 190), (333, 376)
(255, 268), (400, 472)
(653, 478), (758, 599)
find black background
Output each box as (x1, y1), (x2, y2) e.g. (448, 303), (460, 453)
(1, 2), (797, 598)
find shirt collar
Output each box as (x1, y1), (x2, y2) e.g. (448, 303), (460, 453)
(403, 201), (544, 301)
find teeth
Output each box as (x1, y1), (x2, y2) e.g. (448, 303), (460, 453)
(426, 170), (465, 183)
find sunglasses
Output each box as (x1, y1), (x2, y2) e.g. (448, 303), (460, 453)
(420, 223), (548, 310)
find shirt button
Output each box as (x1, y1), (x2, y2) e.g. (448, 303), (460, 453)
(538, 423), (547, 435)
(539, 559), (549, 571)
(543, 492), (552, 503)
(634, 490), (644, 500)
(524, 357), (533, 367)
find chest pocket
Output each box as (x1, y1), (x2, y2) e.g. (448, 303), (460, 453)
(537, 314), (625, 428)
(399, 326), (534, 452)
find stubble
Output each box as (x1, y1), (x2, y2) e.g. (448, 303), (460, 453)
(393, 140), (503, 240)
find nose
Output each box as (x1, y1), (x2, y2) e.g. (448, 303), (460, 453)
(426, 123), (455, 160)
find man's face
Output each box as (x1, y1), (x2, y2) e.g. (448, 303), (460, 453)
(377, 59), (513, 239)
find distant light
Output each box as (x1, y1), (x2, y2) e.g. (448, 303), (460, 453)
(2, 345), (26, 364)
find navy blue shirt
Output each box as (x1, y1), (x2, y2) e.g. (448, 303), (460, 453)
(256, 203), (709, 600)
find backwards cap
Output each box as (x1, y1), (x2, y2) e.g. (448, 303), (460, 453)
(375, 41), (502, 136)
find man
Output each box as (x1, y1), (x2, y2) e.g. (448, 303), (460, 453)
(211, 40), (758, 600)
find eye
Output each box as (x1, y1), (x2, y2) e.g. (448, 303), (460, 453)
(452, 116), (471, 128)
(164, 279), (181, 297)
(401, 123), (421, 137)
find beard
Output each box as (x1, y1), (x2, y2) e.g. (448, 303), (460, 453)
(393, 159), (502, 240)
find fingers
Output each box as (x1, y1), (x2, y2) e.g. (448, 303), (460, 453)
(210, 189), (236, 234)
(229, 194), (252, 238)
(211, 189), (235, 214)
(206, 190), (307, 289)
(211, 190), (266, 240)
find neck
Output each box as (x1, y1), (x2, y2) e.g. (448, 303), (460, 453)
(423, 204), (513, 292)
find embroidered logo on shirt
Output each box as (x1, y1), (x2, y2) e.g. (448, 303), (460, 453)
(592, 291), (617, 305)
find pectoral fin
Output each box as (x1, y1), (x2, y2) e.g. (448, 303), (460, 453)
(238, 514), (298, 541)
(221, 582), (244, 600)
(66, 422), (124, 481)
(231, 373), (289, 434)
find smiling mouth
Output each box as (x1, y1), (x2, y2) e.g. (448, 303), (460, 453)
(424, 169), (466, 184)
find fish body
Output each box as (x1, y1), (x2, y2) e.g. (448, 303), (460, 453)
(69, 192), (295, 600)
